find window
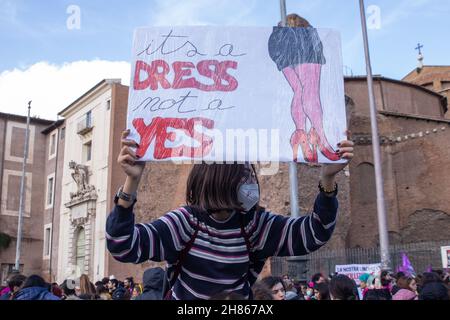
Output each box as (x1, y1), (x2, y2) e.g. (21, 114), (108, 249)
(49, 132), (57, 159)
(46, 175), (55, 208)
(43, 224), (52, 259)
(60, 127), (65, 140)
(75, 227), (86, 276)
(83, 141), (92, 163)
(86, 111), (92, 128)
(106, 100), (111, 111)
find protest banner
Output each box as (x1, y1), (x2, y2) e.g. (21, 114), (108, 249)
(335, 263), (381, 284)
(441, 246), (450, 269)
(127, 27), (347, 163)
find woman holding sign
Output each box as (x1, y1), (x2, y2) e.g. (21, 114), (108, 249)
(268, 14), (340, 163)
(106, 130), (353, 300)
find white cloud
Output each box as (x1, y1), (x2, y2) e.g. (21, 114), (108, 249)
(0, 60), (131, 120)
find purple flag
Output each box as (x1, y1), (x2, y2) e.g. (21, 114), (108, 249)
(398, 252), (416, 277)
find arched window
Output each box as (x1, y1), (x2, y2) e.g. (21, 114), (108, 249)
(75, 227), (86, 276)
(355, 162), (376, 205)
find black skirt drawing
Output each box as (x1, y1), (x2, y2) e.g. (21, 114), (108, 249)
(268, 27), (326, 71)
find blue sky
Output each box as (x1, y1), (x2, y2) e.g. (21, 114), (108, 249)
(0, 0), (449, 119)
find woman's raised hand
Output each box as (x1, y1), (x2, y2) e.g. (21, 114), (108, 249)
(118, 129), (145, 181)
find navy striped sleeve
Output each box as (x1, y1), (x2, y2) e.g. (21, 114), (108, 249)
(252, 192), (338, 258)
(106, 205), (195, 264)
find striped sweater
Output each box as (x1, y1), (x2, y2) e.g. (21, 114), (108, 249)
(106, 192), (338, 300)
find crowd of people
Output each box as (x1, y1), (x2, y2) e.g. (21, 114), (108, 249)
(268, 269), (450, 301)
(1, 268), (448, 301)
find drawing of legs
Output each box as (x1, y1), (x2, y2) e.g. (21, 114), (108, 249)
(294, 63), (339, 162)
(282, 66), (314, 162)
(269, 24), (339, 163)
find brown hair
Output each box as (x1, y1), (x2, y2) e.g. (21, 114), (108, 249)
(79, 274), (96, 296)
(186, 163), (261, 212)
(278, 13), (312, 27)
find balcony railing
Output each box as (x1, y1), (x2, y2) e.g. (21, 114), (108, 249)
(77, 114), (94, 135)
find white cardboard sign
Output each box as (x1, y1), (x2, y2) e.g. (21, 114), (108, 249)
(127, 27), (347, 163)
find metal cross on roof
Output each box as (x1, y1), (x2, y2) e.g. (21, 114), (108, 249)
(415, 43), (424, 55)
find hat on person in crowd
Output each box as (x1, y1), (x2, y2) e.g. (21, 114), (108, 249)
(359, 274), (370, 283)
(109, 275), (116, 280)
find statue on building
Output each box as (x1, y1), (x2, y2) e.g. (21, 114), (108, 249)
(69, 160), (89, 193)
(68, 161), (97, 202)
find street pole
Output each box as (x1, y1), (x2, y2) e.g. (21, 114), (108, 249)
(279, 0), (300, 218)
(359, 0), (391, 270)
(14, 101), (32, 272)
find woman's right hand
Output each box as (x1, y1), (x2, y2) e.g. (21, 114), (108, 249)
(118, 129), (145, 181)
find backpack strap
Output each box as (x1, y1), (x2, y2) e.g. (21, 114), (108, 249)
(239, 213), (253, 257)
(163, 207), (201, 300)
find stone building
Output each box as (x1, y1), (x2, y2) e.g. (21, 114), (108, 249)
(0, 112), (53, 285)
(55, 79), (131, 283)
(41, 119), (65, 282)
(344, 76), (450, 248)
(403, 65), (450, 119)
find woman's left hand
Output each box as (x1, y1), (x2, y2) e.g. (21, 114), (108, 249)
(321, 139), (354, 178)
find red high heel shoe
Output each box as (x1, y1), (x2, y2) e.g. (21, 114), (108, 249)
(308, 127), (340, 162)
(290, 129), (314, 162)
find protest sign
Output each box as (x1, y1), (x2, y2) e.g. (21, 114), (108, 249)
(127, 27), (347, 163)
(335, 264), (381, 284)
(441, 246), (450, 269)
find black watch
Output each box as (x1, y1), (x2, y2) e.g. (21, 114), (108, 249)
(114, 186), (137, 204)
(318, 181), (338, 196)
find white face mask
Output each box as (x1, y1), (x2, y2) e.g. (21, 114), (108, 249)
(237, 183), (260, 211)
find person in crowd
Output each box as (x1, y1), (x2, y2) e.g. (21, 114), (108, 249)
(390, 271), (405, 296)
(0, 274), (26, 300)
(314, 282), (330, 300)
(96, 284), (112, 300)
(392, 276), (418, 300)
(305, 285), (315, 300)
(380, 270), (393, 291)
(101, 277), (110, 290)
(108, 278), (128, 300)
(363, 272), (392, 300)
(13, 275), (60, 300)
(329, 274), (359, 300)
(131, 283), (143, 300)
(252, 282), (274, 300)
(106, 130), (354, 300)
(135, 267), (165, 300)
(124, 277), (135, 296)
(357, 273), (370, 300)
(259, 276), (286, 300)
(311, 273), (327, 286)
(418, 272), (449, 300)
(419, 282), (449, 300)
(50, 282), (63, 298)
(60, 279), (79, 300)
(77, 274), (96, 299)
(299, 283), (308, 299)
(421, 272), (443, 286)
